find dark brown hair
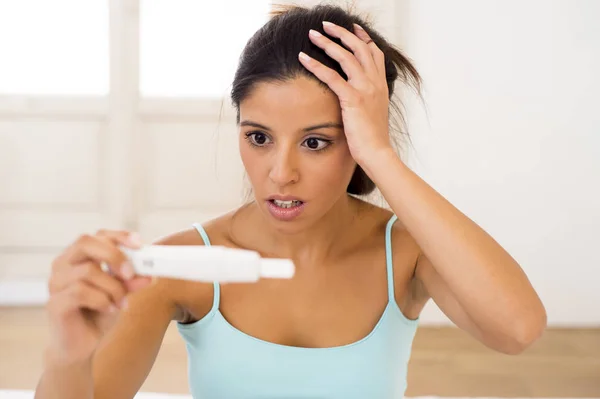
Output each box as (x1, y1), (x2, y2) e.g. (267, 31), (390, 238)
(231, 3), (421, 196)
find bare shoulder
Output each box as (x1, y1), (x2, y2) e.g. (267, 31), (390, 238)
(349, 198), (417, 257)
(371, 205), (421, 271)
(389, 215), (420, 265)
(153, 209), (238, 246)
(352, 199), (425, 314)
(153, 227), (207, 246)
(147, 211), (236, 322)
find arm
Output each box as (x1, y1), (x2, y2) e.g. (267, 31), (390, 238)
(35, 229), (202, 399)
(297, 20), (546, 353)
(365, 149), (547, 354)
(36, 281), (176, 399)
(93, 281), (177, 398)
(92, 231), (207, 397)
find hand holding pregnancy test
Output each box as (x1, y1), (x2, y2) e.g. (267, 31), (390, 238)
(118, 244), (295, 283)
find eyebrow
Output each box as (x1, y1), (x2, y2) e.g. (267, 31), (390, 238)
(240, 120), (343, 132)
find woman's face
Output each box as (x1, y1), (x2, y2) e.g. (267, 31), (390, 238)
(239, 76), (357, 231)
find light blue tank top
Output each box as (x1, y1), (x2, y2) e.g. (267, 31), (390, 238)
(177, 214), (419, 398)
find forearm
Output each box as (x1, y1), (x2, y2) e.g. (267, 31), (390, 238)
(35, 349), (94, 399)
(362, 150), (546, 334)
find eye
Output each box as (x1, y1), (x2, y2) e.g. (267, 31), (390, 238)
(245, 131), (271, 147)
(303, 137), (331, 151)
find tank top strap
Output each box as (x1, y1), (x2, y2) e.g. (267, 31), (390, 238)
(384, 214), (398, 302)
(192, 222), (220, 310)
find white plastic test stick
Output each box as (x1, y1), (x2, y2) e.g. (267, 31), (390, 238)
(119, 245), (295, 283)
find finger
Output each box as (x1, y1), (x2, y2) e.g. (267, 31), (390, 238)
(97, 253), (152, 294)
(58, 234), (133, 280)
(49, 261), (128, 307)
(59, 281), (116, 314)
(95, 230), (143, 279)
(96, 229), (143, 249)
(352, 23), (385, 76)
(95, 235), (133, 278)
(308, 29), (365, 84)
(51, 229), (141, 276)
(298, 52), (357, 101)
(321, 21), (379, 78)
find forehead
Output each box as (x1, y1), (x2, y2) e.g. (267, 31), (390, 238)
(239, 76), (342, 126)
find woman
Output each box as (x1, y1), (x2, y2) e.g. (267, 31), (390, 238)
(35, 4), (546, 399)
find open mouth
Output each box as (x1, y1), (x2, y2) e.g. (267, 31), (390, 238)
(266, 198), (306, 221)
(269, 199), (304, 209)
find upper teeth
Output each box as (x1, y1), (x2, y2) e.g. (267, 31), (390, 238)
(273, 200), (301, 208)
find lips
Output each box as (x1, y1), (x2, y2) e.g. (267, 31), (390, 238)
(265, 197), (305, 221)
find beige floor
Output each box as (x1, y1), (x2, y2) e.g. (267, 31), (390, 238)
(1, 307), (599, 396)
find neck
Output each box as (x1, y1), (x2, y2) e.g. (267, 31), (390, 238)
(245, 194), (359, 265)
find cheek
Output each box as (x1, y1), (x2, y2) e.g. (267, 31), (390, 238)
(308, 149), (356, 193)
(240, 144), (268, 185)
(239, 142), (260, 180)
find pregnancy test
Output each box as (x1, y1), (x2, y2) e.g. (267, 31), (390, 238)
(119, 245), (295, 283)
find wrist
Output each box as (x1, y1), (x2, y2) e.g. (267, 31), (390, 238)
(43, 347), (94, 370)
(357, 146), (401, 177)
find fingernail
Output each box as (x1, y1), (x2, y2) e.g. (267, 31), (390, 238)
(322, 21), (334, 28)
(309, 29), (322, 38)
(121, 261), (135, 280)
(120, 298), (128, 310)
(109, 304), (118, 313)
(353, 23), (365, 31)
(127, 232), (143, 248)
(298, 52), (311, 62)
(100, 262), (110, 274)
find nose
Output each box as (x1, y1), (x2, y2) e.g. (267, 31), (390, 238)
(269, 147), (299, 186)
